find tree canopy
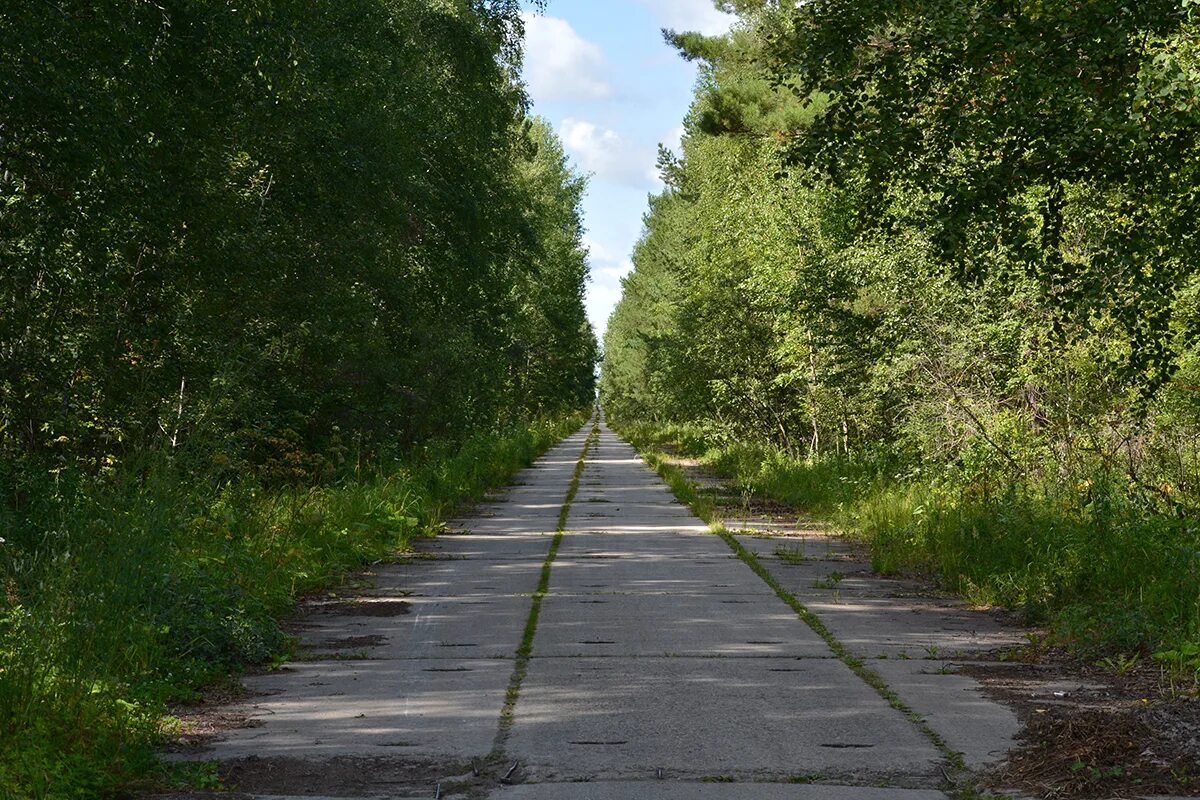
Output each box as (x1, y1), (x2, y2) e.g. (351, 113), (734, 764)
(603, 0), (1200, 507)
(1, 0), (597, 491)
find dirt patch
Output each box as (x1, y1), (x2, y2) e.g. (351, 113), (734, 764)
(961, 655), (1200, 798)
(992, 701), (1200, 797)
(305, 598), (411, 617)
(163, 683), (263, 753)
(219, 755), (478, 796)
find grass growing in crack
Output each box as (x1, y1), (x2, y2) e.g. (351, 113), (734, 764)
(492, 419), (600, 758)
(813, 572), (844, 589)
(774, 544), (809, 564)
(616, 420), (1200, 659)
(785, 773), (821, 784)
(613, 422), (982, 795)
(716, 525), (977, 792)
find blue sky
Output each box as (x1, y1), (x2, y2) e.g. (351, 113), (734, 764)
(519, 0), (734, 337)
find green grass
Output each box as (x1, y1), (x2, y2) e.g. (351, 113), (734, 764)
(0, 413), (587, 799)
(848, 478), (1200, 655)
(615, 418), (1200, 657)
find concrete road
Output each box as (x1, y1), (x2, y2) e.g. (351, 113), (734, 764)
(171, 418), (1023, 799)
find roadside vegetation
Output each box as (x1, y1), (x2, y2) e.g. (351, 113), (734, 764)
(602, 1), (1200, 669)
(0, 2), (595, 797)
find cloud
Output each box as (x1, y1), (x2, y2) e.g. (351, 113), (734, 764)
(583, 236), (617, 265)
(560, 118), (656, 188)
(666, 125), (687, 153)
(586, 281), (625, 335)
(636, 0), (736, 36)
(584, 240), (635, 336)
(521, 13), (612, 102)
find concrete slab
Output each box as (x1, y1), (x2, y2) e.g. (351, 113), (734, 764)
(756, 562), (911, 596)
(558, 530), (732, 560)
(371, 558), (546, 598)
(421, 533), (557, 560)
(797, 595), (1024, 659)
(179, 657), (511, 761)
(507, 656), (942, 783)
(733, 532), (859, 563)
(535, 591), (831, 658)
(296, 594), (530, 660)
(872, 660), (1020, 768)
(547, 556), (761, 595)
(491, 784), (951, 799)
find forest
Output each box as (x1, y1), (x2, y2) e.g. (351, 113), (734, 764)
(0, 1), (595, 796)
(603, 0), (1200, 661)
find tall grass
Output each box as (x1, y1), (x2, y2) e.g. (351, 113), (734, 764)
(615, 419), (1200, 656)
(0, 414), (585, 799)
(850, 478), (1200, 655)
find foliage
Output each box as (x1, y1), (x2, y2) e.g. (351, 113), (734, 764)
(0, 0), (596, 485)
(603, 1), (1200, 654)
(0, 2), (594, 796)
(0, 414), (583, 799)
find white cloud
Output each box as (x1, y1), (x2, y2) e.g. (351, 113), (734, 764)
(636, 0), (736, 36)
(585, 242), (636, 337)
(666, 125), (687, 154)
(521, 13), (612, 102)
(598, 258), (636, 283)
(587, 281), (625, 335)
(560, 118), (656, 188)
(582, 236), (616, 265)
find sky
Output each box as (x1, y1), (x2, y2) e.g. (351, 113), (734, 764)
(519, 0), (735, 339)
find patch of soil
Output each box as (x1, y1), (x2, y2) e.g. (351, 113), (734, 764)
(963, 655), (1200, 798)
(304, 598), (411, 617)
(219, 755), (478, 796)
(164, 683), (262, 753)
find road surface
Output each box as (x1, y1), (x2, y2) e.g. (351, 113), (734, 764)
(171, 417), (1025, 799)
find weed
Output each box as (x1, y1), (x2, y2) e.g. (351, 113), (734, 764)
(785, 773), (820, 784)
(1152, 642), (1200, 694)
(813, 572), (844, 590)
(774, 544), (809, 564)
(1096, 652), (1141, 677)
(156, 761), (222, 791)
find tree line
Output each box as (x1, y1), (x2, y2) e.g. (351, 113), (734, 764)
(0, 3), (596, 795)
(1, 0), (596, 494)
(603, 0), (1199, 652)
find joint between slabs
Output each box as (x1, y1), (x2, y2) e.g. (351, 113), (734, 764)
(489, 418), (601, 767)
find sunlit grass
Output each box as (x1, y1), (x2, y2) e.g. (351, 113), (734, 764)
(0, 413), (586, 799)
(613, 417), (1200, 657)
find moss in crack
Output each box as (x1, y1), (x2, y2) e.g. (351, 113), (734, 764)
(618, 427), (985, 797)
(491, 420), (600, 761)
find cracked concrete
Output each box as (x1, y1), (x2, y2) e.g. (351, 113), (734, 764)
(166, 419), (1030, 799)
